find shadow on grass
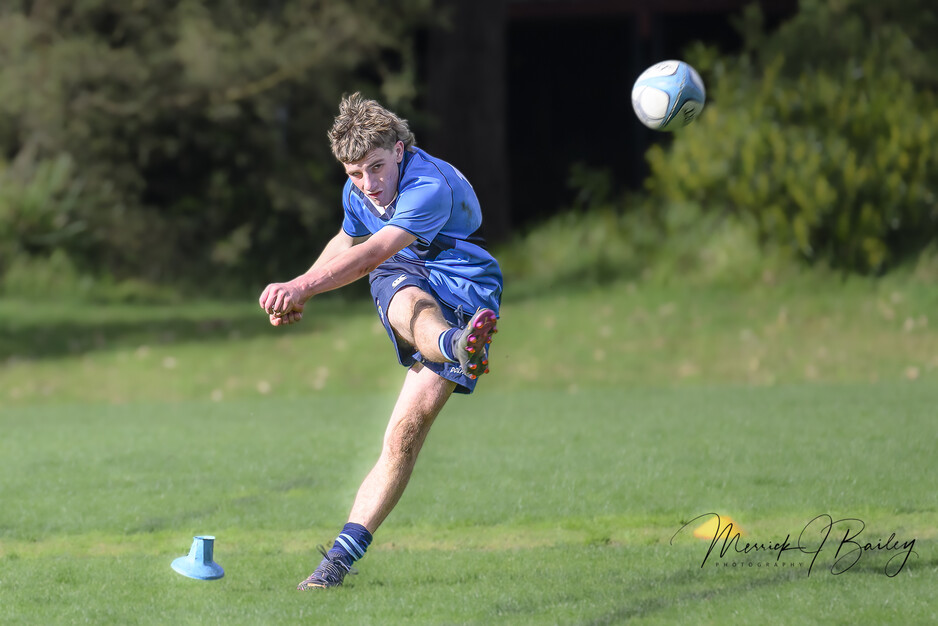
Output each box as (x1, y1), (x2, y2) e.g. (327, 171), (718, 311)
(128, 476), (317, 535)
(0, 295), (374, 362)
(587, 566), (805, 625)
(587, 542), (936, 625)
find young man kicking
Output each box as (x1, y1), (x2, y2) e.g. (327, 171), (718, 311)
(258, 93), (503, 590)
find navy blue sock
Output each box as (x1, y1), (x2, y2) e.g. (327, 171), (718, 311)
(438, 327), (461, 363)
(327, 522), (373, 568)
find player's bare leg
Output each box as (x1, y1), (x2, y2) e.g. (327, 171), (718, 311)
(297, 291), (457, 590)
(347, 288), (458, 530)
(297, 364), (454, 590)
(347, 363), (455, 531)
(297, 287), (496, 590)
(387, 286), (497, 378)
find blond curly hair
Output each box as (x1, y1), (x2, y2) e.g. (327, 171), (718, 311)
(328, 92), (416, 163)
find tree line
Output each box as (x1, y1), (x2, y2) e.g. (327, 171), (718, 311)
(1, 0), (935, 301)
(0, 0), (435, 297)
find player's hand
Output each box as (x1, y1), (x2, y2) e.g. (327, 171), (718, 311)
(269, 310), (303, 326)
(259, 281), (306, 324)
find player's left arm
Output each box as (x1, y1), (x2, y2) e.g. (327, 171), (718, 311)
(260, 226), (416, 323)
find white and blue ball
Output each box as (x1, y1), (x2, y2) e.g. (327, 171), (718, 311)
(631, 60), (706, 131)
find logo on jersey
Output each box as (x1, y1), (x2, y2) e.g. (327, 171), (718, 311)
(391, 274), (407, 288)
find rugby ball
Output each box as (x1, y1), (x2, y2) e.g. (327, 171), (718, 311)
(631, 60), (706, 131)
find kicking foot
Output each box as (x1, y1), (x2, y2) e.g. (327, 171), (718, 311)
(455, 308), (497, 380)
(297, 546), (356, 590)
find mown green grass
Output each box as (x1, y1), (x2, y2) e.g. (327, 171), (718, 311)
(2, 388), (937, 623)
(1, 276), (937, 623)
(1, 273), (936, 405)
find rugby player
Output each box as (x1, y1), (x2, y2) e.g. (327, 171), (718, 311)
(259, 92), (503, 589)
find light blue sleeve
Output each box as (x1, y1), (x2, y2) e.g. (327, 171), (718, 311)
(341, 181), (372, 238)
(387, 175), (452, 245)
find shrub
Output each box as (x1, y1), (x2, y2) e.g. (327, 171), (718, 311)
(645, 0), (938, 273)
(0, 1), (434, 291)
(498, 166), (784, 293)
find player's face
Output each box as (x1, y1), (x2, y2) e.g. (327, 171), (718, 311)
(344, 141), (404, 208)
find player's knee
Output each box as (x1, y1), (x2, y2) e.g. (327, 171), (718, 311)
(385, 418), (426, 465)
(388, 288), (440, 343)
(409, 298), (438, 335)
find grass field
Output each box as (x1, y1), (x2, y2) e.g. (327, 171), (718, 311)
(1, 275), (937, 624)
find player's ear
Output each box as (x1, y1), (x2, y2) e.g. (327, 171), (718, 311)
(394, 140), (404, 163)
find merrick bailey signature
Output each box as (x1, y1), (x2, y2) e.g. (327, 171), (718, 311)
(672, 513), (917, 577)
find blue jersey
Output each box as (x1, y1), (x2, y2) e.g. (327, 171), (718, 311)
(341, 147), (503, 314)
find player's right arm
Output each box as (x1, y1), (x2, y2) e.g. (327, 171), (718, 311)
(260, 229), (369, 326)
(309, 230), (370, 272)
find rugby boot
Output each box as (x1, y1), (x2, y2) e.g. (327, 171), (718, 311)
(297, 546), (356, 590)
(455, 308), (497, 380)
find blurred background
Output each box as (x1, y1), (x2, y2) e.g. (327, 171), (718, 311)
(0, 0), (936, 302)
(3, 5), (937, 620)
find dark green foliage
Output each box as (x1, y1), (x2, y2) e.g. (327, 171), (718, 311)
(646, 0), (938, 272)
(0, 0), (433, 294)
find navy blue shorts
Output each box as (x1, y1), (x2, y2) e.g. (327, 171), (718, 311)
(369, 261), (492, 394)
